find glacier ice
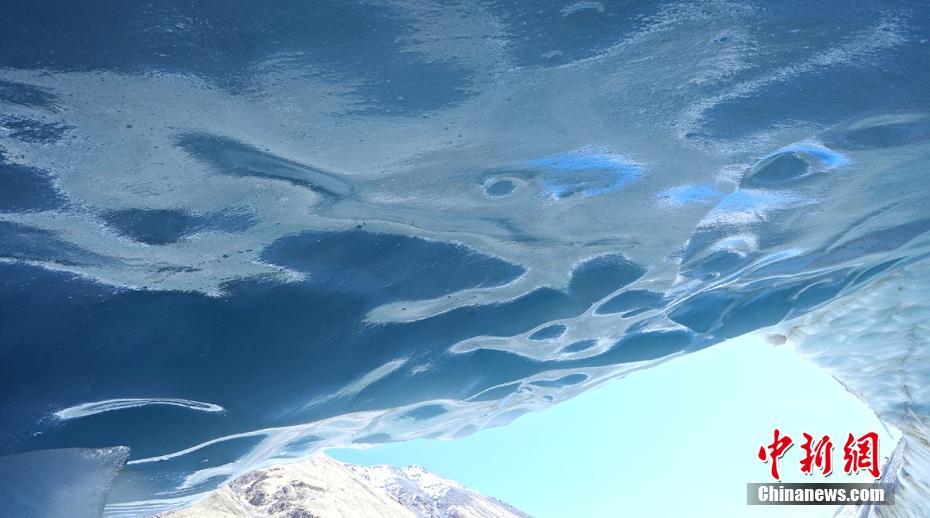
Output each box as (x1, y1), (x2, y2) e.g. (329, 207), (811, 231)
(774, 258), (930, 517)
(0, 0), (929, 515)
(0, 447), (129, 518)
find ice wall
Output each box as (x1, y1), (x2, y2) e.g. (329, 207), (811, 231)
(0, 0), (928, 514)
(778, 257), (930, 518)
(0, 447), (129, 518)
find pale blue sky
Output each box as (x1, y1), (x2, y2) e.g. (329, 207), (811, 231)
(330, 335), (898, 517)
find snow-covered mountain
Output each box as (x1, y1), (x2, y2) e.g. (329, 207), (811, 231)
(344, 462), (529, 518)
(157, 454), (530, 518)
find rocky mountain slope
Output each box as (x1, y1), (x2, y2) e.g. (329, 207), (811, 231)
(157, 454), (529, 518)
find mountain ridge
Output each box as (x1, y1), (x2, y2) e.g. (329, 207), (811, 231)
(156, 453), (530, 518)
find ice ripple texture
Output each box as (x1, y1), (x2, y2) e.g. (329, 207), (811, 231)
(0, 1), (929, 515)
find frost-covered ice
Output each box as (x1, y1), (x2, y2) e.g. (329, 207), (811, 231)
(773, 258), (930, 517)
(54, 399), (225, 420)
(1, 0), (929, 515)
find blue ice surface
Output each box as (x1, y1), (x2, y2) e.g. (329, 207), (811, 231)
(528, 324), (567, 341)
(0, 80), (59, 109)
(0, 447), (129, 518)
(0, 0), (928, 514)
(0, 160), (65, 213)
(522, 148), (642, 199)
(774, 142), (850, 169)
(485, 179), (516, 197)
(562, 339), (597, 353)
(595, 289), (663, 315)
(713, 189), (802, 212)
(101, 208), (255, 245)
(0, 115), (73, 144)
(738, 142), (849, 189)
(658, 183), (723, 206)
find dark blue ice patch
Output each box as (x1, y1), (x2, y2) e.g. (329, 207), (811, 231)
(668, 272), (852, 341)
(567, 254), (645, 303)
(278, 435), (323, 456)
(812, 218), (930, 268)
(176, 133), (351, 200)
(668, 284), (802, 340)
(573, 330), (693, 367)
(530, 373), (587, 388)
(825, 118), (930, 150)
(420, 288), (578, 341)
(528, 324), (567, 341)
(562, 339), (597, 353)
(619, 307), (653, 318)
(262, 230), (525, 304)
(667, 289), (735, 334)
(402, 405), (447, 421)
(485, 179), (516, 197)
(0, 1), (474, 113)
(0, 221), (111, 266)
(778, 143), (848, 168)
(0, 116), (73, 144)
(409, 254), (644, 341)
(695, 13), (930, 142)
(673, 218), (904, 340)
(494, 1), (658, 67)
(741, 144), (847, 188)
(709, 286), (799, 340)
(0, 80), (59, 110)
(0, 161), (65, 213)
(595, 289), (663, 315)
(101, 208), (255, 245)
(102, 209), (200, 245)
(679, 249), (750, 282)
(0, 259), (555, 461)
(790, 278), (845, 313)
(848, 258), (903, 290)
(742, 152), (812, 187)
(409, 255), (644, 341)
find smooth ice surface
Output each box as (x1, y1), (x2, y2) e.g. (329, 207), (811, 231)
(0, 0), (929, 514)
(0, 447), (129, 518)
